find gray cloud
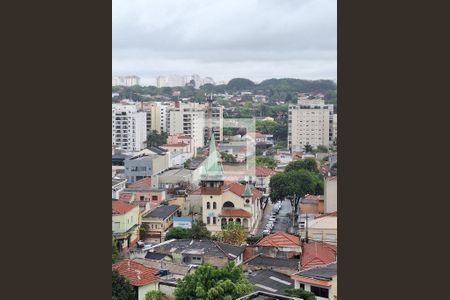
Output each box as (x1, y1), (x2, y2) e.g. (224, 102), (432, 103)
(112, 0), (336, 85)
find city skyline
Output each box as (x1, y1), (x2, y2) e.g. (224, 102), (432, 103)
(112, 0), (337, 86)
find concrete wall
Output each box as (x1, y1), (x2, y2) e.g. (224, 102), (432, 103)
(137, 282), (159, 300)
(324, 178), (337, 213)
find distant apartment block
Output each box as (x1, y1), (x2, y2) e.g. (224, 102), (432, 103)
(288, 98), (331, 151)
(112, 75), (140, 86)
(112, 104), (147, 152)
(140, 101), (168, 134)
(167, 102), (206, 155)
(156, 74), (215, 88)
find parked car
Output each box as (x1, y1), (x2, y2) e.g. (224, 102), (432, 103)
(262, 229), (271, 235)
(136, 240), (145, 248)
(269, 217), (277, 223)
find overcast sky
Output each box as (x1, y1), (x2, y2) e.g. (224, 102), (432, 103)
(112, 0), (336, 85)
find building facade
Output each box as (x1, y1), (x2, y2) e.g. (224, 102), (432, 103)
(288, 99), (331, 151)
(112, 104), (147, 152)
(124, 153), (169, 183)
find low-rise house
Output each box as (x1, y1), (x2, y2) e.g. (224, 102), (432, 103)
(300, 194), (325, 215)
(252, 232), (302, 258)
(300, 241), (337, 270)
(124, 177), (167, 208)
(112, 259), (160, 300)
(250, 166), (277, 194)
(248, 269), (295, 295)
(160, 143), (191, 153)
(291, 262), (337, 300)
(300, 212), (337, 245)
(141, 205), (180, 243)
(112, 177), (127, 199)
(112, 200), (140, 251)
(243, 254), (300, 275)
(237, 291), (301, 300)
(148, 239), (245, 267)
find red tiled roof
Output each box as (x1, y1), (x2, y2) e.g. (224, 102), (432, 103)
(227, 182), (263, 202)
(188, 188), (202, 195)
(257, 232), (300, 248)
(112, 260), (160, 286)
(119, 192), (134, 203)
(219, 208), (252, 218)
(255, 166), (277, 177)
(112, 200), (137, 215)
(128, 177), (152, 188)
(301, 242), (337, 269)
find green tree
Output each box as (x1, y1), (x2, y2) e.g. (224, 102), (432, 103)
(285, 158), (319, 174)
(184, 158), (192, 169)
(191, 220), (212, 240)
(112, 270), (136, 300)
(165, 227), (192, 240)
(112, 236), (119, 264)
(255, 156), (278, 169)
(269, 169), (322, 224)
(221, 152), (236, 163)
(147, 130), (168, 147)
(139, 223), (149, 240)
(174, 263), (253, 300)
(218, 222), (246, 246)
(284, 288), (316, 300)
(145, 290), (163, 300)
(255, 120), (278, 134)
(304, 143), (313, 153)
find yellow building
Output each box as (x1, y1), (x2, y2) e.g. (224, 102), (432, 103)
(112, 200), (140, 250)
(200, 134), (263, 233)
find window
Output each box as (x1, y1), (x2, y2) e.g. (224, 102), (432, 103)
(207, 202), (210, 209)
(152, 196), (158, 201)
(213, 202), (217, 209)
(311, 286), (329, 298)
(213, 217), (217, 224)
(325, 233), (337, 242)
(140, 196), (145, 200)
(300, 283), (305, 290)
(207, 217), (211, 224)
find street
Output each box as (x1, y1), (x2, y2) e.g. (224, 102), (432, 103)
(253, 199), (292, 236)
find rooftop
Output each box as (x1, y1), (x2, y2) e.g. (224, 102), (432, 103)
(219, 208), (253, 218)
(295, 262), (337, 281)
(150, 239), (245, 259)
(112, 200), (137, 215)
(248, 269), (294, 294)
(257, 232), (300, 248)
(226, 182), (263, 203)
(255, 166), (277, 177)
(142, 205), (180, 220)
(128, 177), (152, 188)
(244, 254), (299, 269)
(112, 177), (126, 187)
(301, 242), (337, 270)
(112, 259), (160, 286)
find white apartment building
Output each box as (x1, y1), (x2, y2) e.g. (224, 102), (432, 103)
(112, 75), (140, 87)
(167, 102), (205, 155)
(112, 104), (147, 152)
(288, 99), (331, 151)
(141, 102), (169, 134)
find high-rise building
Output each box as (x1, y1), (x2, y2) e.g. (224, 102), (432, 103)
(112, 75), (141, 87)
(112, 104), (147, 152)
(288, 99), (331, 151)
(141, 102), (169, 134)
(332, 113), (337, 145)
(167, 102), (206, 155)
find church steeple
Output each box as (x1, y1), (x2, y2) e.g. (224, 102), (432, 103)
(200, 133), (224, 182)
(242, 183), (253, 198)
